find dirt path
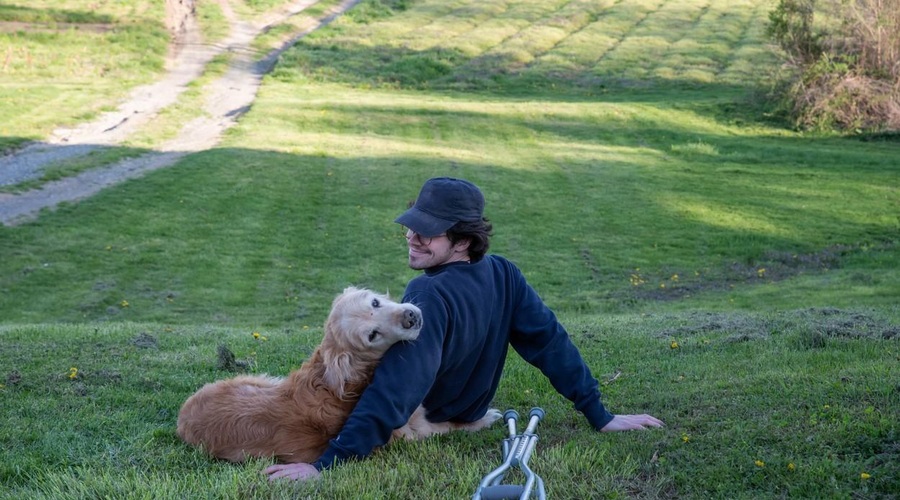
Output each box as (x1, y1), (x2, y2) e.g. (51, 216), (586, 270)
(0, 0), (359, 226)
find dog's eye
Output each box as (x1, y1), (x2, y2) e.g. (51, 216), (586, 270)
(372, 298), (380, 308)
(368, 330), (380, 342)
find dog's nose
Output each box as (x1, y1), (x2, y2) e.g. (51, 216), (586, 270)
(402, 309), (422, 329)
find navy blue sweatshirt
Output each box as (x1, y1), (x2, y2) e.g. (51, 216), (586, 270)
(312, 254), (613, 470)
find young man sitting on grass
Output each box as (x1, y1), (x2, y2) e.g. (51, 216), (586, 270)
(266, 177), (665, 480)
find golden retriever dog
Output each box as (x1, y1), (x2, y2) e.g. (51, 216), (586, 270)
(177, 287), (500, 464)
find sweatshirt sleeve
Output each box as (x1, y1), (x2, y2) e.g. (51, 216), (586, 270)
(508, 270), (614, 431)
(312, 289), (446, 470)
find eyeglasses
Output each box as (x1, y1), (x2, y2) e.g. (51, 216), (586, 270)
(405, 229), (446, 246)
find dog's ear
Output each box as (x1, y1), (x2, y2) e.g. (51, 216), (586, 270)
(322, 349), (354, 399)
(331, 287), (358, 310)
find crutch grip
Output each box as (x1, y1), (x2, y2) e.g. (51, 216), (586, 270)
(504, 409), (519, 436)
(524, 407), (544, 434)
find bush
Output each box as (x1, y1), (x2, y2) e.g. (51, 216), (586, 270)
(767, 0), (900, 132)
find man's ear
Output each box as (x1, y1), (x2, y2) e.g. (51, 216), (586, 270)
(452, 237), (471, 253)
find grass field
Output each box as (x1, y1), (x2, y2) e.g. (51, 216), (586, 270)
(1, 0), (898, 498)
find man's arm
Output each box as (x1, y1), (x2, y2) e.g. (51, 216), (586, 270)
(266, 337), (439, 480)
(507, 268), (663, 431)
(313, 329), (441, 469)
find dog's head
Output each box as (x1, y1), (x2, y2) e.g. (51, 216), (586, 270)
(321, 287), (422, 397)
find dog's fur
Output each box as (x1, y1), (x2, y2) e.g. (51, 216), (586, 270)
(177, 287), (500, 464)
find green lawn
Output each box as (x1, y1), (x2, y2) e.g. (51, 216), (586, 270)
(0, 0), (897, 498)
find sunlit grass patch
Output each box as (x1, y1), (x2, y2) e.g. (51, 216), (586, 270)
(395, 0), (516, 51)
(676, 67), (716, 83)
(442, 16), (526, 59)
(542, 29), (619, 68)
(599, 35), (670, 81)
(635, 0), (703, 41)
(601, 0), (666, 27)
(496, 25), (568, 62)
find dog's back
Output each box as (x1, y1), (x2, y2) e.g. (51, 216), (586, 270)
(176, 373), (285, 462)
(177, 349), (363, 463)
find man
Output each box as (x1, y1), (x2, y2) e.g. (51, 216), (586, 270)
(266, 177), (664, 481)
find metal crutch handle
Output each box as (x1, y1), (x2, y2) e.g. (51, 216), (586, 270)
(523, 407), (544, 435)
(504, 409), (519, 437)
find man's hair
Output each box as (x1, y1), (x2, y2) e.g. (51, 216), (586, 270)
(447, 218), (493, 262)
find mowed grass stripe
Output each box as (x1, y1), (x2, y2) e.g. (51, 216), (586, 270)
(597, 0), (705, 81)
(593, 0), (775, 84)
(717, 0), (780, 84)
(517, 0), (621, 77)
(447, 0), (585, 81)
(651, 0), (725, 82)
(491, 0), (608, 72)
(396, 0), (510, 51)
(662, 0), (760, 83)
(586, 0), (668, 69)
(371, 0), (471, 48)
(435, 11), (523, 57)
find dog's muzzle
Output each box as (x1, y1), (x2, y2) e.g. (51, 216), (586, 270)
(402, 308), (423, 330)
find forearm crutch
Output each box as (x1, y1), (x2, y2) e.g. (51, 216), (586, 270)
(472, 407), (546, 500)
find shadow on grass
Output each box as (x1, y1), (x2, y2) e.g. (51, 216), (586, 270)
(0, 142), (895, 324)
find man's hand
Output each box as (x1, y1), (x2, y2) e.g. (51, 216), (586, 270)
(264, 463), (321, 481)
(600, 414), (665, 432)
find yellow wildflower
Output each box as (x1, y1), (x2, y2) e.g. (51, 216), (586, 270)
(670, 341), (679, 349)
(787, 462), (796, 472)
(120, 300), (129, 308)
(69, 367), (78, 380)
(681, 434), (690, 443)
(755, 460), (765, 468)
(860, 472), (871, 480)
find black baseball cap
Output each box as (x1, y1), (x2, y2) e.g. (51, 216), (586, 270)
(395, 177), (485, 237)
